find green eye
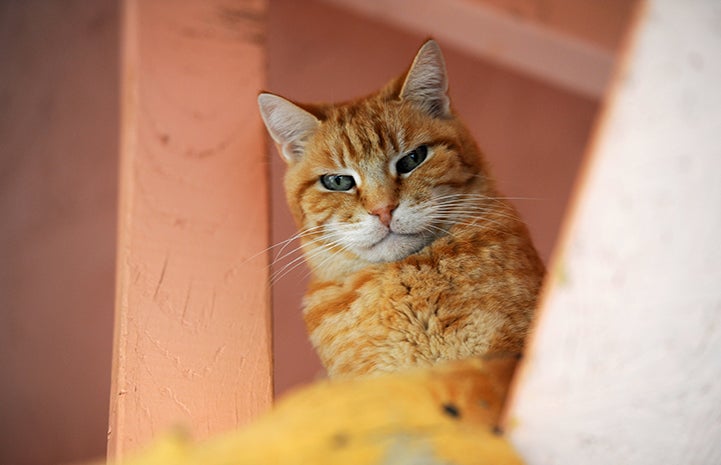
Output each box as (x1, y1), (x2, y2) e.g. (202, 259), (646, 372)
(396, 145), (428, 174)
(320, 174), (356, 191)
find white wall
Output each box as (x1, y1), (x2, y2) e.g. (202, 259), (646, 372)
(508, 1), (721, 462)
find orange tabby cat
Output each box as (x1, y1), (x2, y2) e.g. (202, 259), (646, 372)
(258, 40), (544, 378)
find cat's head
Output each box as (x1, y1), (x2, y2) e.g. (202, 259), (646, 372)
(258, 40), (493, 269)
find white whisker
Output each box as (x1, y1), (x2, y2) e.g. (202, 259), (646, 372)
(271, 233), (343, 280)
(272, 224), (327, 261)
(243, 224), (327, 266)
(270, 230), (343, 267)
(299, 241), (352, 282)
(273, 237), (349, 284)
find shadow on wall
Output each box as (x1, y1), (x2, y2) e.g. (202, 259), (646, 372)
(0, 1), (119, 464)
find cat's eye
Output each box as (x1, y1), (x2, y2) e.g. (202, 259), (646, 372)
(320, 174), (356, 191)
(396, 145), (428, 175)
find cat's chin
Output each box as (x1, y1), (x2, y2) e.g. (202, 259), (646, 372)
(356, 232), (433, 263)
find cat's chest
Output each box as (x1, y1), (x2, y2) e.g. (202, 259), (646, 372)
(302, 254), (510, 375)
(301, 234), (540, 375)
(303, 251), (486, 334)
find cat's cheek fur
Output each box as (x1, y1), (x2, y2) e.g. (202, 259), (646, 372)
(390, 200), (434, 234)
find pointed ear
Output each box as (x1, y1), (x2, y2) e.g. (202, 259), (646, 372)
(257, 93), (320, 163)
(399, 40), (451, 118)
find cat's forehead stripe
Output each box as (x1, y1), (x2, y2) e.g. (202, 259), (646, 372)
(327, 108), (404, 164)
(338, 130), (354, 164)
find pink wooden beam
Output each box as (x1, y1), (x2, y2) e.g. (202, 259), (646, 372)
(108, 0), (271, 461)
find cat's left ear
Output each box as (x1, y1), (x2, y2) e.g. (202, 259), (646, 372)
(400, 40), (451, 118)
(258, 93), (320, 163)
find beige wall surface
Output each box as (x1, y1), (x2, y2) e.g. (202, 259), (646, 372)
(0, 1), (119, 464)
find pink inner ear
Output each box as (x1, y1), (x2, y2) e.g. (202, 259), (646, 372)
(258, 93), (320, 163)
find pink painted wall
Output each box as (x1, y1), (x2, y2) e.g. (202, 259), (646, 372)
(0, 1), (118, 464)
(267, 0), (608, 395)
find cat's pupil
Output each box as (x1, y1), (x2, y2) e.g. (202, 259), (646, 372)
(396, 145), (428, 175)
(321, 174), (355, 191)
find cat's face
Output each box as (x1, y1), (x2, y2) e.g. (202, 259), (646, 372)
(259, 41), (491, 267)
(285, 101), (483, 264)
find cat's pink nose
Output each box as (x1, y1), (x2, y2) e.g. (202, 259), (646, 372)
(370, 204), (396, 227)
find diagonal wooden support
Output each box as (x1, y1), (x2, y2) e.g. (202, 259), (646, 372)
(108, 0), (271, 461)
(321, 0), (616, 98)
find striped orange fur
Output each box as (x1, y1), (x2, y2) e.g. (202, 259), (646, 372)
(259, 40), (544, 378)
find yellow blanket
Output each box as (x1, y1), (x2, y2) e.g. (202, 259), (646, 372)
(122, 357), (523, 465)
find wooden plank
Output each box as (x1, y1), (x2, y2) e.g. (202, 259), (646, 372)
(506, 1), (721, 463)
(320, 0), (614, 98)
(108, 0), (270, 461)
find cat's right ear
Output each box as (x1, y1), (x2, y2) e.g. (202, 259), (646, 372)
(400, 40), (451, 118)
(257, 93), (320, 163)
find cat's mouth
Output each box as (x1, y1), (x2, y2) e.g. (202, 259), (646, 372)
(359, 230), (431, 262)
(374, 231), (415, 245)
